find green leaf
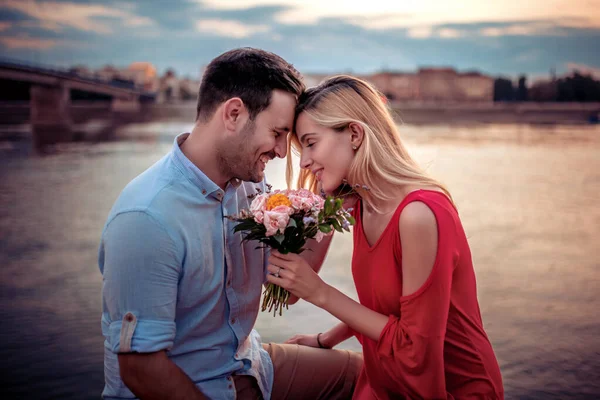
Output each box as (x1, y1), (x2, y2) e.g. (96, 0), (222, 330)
(324, 197), (333, 215)
(331, 219), (343, 233)
(318, 224), (332, 233)
(346, 216), (356, 225)
(287, 218), (297, 228)
(274, 234), (285, 244)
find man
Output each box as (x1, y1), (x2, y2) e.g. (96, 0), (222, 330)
(99, 48), (362, 400)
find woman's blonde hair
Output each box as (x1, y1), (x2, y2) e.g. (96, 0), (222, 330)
(286, 75), (452, 210)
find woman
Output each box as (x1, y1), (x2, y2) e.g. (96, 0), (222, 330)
(267, 76), (504, 399)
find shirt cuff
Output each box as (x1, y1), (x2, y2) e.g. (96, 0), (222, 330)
(107, 312), (176, 354)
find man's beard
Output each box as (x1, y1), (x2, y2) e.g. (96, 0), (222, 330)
(216, 120), (271, 183)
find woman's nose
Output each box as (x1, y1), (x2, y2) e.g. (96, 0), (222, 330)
(300, 152), (313, 169)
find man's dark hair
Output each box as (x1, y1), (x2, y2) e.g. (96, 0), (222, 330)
(196, 48), (305, 121)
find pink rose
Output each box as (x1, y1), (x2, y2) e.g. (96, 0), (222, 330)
(254, 211), (264, 224)
(251, 194), (268, 223)
(314, 227), (334, 243)
(287, 189), (324, 213)
(271, 205), (294, 215)
(313, 194), (325, 209)
(263, 209), (290, 237)
(289, 195), (304, 210)
(315, 230), (325, 243)
(250, 193), (268, 213)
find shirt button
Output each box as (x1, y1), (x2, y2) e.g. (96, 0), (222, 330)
(201, 189), (207, 195)
(227, 376), (232, 381)
(125, 313), (134, 322)
(235, 353), (239, 358)
(231, 318), (236, 324)
(227, 280), (231, 287)
(228, 384), (233, 389)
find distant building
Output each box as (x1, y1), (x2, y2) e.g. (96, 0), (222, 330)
(90, 62), (159, 92)
(179, 77), (201, 101)
(158, 69), (179, 103)
(95, 65), (121, 82)
(126, 62), (158, 92)
(68, 65), (93, 78)
(456, 71), (495, 102)
(365, 72), (420, 101)
(417, 68), (493, 102)
(304, 68), (494, 103)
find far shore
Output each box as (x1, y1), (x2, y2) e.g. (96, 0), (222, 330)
(0, 101), (599, 132)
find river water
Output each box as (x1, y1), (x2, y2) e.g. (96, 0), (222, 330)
(1, 122), (599, 399)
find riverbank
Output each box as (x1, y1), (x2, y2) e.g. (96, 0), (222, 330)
(1, 101), (599, 127)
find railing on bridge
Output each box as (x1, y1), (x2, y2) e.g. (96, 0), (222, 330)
(0, 57), (148, 92)
(0, 57), (157, 102)
(0, 58), (157, 151)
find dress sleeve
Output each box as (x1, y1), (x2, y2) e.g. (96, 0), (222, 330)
(376, 203), (459, 399)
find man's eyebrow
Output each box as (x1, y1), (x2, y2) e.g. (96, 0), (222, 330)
(275, 126), (290, 132)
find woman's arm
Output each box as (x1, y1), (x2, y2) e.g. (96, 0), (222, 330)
(266, 201), (439, 342)
(285, 322), (354, 349)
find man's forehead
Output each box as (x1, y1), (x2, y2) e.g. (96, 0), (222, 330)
(264, 94), (295, 129)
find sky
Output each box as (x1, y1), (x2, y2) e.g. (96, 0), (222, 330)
(1, 0), (599, 80)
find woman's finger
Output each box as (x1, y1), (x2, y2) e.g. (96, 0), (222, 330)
(270, 251), (294, 261)
(266, 264), (279, 274)
(266, 273), (288, 288)
(285, 336), (299, 344)
(267, 264), (290, 279)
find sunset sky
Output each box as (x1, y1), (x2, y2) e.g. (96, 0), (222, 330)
(1, 0), (599, 79)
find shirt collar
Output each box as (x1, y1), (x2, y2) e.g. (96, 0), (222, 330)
(171, 133), (242, 199)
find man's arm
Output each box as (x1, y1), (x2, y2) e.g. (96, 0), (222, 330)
(119, 351), (207, 400)
(101, 212), (196, 397)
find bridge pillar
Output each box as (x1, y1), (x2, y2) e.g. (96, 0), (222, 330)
(30, 84), (72, 150)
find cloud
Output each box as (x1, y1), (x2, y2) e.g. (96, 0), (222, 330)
(0, 35), (60, 49)
(437, 28), (465, 39)
(18, 20), (63, 32)
(1, 0), (154, 34)
(200, 0), (600, 30)
(479, 22), (566, 37)
(195, 19), (270, 38)
(407, 27), (433, 38)
(0, 22), (12, 32)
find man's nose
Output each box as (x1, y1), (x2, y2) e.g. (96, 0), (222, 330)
(274, 138), (287, 159)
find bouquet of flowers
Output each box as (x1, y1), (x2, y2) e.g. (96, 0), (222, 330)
(227, 186), (355, 316)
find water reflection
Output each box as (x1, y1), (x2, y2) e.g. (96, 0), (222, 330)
(1, 123), (599, 399)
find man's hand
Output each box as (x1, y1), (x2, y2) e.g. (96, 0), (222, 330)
(119, 351), (208, 400)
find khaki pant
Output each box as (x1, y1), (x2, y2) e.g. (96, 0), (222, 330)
(233, 343), (363, 400)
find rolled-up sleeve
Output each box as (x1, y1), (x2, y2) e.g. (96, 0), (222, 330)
(99, 211), (181, 354)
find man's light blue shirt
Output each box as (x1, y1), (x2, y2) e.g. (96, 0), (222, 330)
(99, 133), (273, 399)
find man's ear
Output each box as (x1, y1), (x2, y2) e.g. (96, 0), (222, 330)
(348, 122), (364, 149)
(222, 98), (245, 132)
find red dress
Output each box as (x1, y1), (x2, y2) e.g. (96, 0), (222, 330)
(351, 190), (503, 399)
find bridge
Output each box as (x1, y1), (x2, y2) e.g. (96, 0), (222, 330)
(0, 59), (155, 150)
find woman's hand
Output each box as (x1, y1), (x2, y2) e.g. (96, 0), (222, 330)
(266, 250), (330, 307)
(284, 333), (320, 348)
